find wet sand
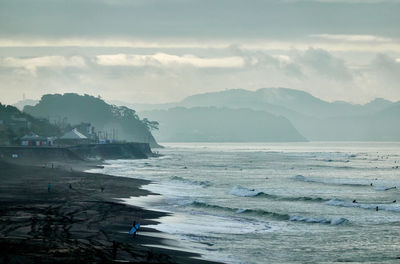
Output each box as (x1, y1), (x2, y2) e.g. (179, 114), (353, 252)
(0, 160), (220, 263)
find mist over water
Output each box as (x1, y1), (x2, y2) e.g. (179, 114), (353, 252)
(90, 142), (400, 263)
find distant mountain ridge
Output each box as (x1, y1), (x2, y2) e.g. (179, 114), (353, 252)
(130, 88), (399, 142)
(142, 106), (306, 142)
(117, 88), (395, 117)
(24, 93), (160, 147)
(170, 88), (395, 118)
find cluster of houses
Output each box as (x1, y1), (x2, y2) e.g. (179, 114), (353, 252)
(0, 114), (119, 147)
(21, 128), (90, 147)
(18, 122), (117, 147)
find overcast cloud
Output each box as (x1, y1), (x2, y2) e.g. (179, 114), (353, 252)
(0, 0), (399, 104)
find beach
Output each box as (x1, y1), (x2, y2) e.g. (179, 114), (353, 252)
(0, 159), (220, 263)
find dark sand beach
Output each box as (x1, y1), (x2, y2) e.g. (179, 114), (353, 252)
(0, 159), (220, 263)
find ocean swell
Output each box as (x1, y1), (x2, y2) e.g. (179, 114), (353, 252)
(289, 215), (348, 225)
(187, 201), (348, 225)
(325, 198), (400, 213)
(292, 175), (370, 187)
(170, 176), (211, 187)
(229, 185), (328, 202)
(188, 200), (290, 220)
(229, 185), (266, 197)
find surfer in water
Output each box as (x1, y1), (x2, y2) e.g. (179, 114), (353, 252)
(352, 200), (357, 203)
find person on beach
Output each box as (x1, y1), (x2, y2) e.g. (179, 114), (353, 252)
(132, 221), (137, 236)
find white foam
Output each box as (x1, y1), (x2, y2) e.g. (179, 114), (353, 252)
(229, 185), (262, 197)
(146, 212), (272, 236)
(289, 215), (348, 225)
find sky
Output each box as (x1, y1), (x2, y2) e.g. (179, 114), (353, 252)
(0, 0), (399, 105)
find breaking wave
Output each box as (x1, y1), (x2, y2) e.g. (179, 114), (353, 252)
(229, 186), (329, 202)
(229, 185), (270, 197)
(187, 201), (348, 225)
(325, 198), (400, 213)
(170, 176), (211, 187)
(292, 175), (370, 187)
(289, 215), (348, 225)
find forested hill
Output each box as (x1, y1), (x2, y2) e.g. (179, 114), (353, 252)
(141, 107), (307, 142)
(24, 94), (160, 147)
(0, 103), (60, 145)
(136, 88), (400, 142)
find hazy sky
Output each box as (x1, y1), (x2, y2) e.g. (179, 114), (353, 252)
(0, 0), (399, 104)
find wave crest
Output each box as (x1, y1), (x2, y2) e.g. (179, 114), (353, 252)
(325, 198), (400, 213)
(229, 185), (328, 202)
(187, 200), (348, 225)
(170, 176), (211, 187)
(229, 185), (266, 197)
(289, 215), (348, 225)
(292, 175), (370, 187)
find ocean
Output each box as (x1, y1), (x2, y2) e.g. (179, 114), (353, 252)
(88, 142), (400, 263)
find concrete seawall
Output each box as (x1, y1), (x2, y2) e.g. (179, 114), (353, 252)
(0, 146), (83, 164)
(68, 143), (152, 160)
(0, 143), (153, 164)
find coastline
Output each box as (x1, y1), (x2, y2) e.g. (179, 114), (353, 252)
(0, 157), (221, 263)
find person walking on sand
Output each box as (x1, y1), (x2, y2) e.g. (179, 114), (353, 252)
(132, 221), (137, 236)
(130, 220), (140, 237)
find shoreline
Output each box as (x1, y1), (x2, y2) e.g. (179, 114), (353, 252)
(0, 159), (221, 263)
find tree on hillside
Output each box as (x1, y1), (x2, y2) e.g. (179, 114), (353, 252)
(0, 103), (61, 145)
(142, 118), (159, 131)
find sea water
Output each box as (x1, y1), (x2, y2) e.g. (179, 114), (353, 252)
(88, 142), (400, 263)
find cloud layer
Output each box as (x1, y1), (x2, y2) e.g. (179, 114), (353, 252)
(96, 53), (245, 68)
(1, 48), (399, 105)
(0, 56), (85, 75)
(0, 0), (399, 105)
